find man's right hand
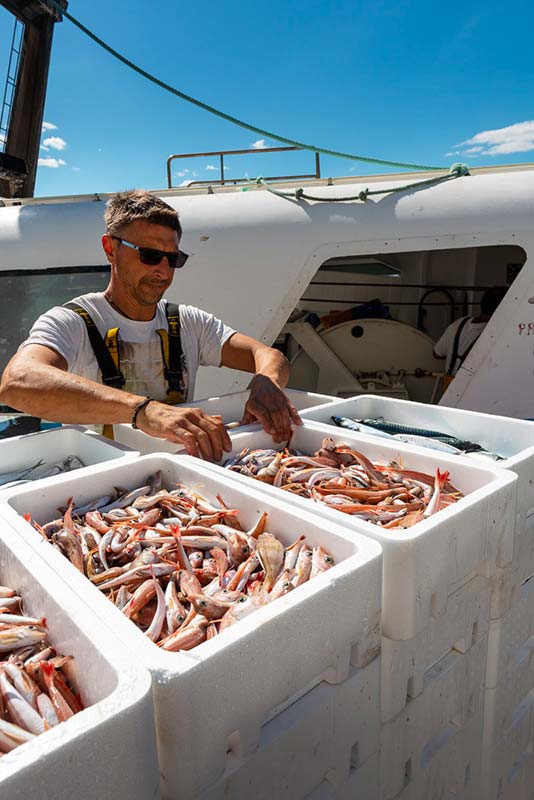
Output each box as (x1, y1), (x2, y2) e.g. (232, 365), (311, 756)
(137, 402), (232, 462)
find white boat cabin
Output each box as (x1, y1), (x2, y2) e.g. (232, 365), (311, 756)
(0, 162), (532, 418)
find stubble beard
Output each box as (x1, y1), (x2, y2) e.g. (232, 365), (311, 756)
(134, 279), (169, 306)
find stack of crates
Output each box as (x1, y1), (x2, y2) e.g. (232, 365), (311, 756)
(0, 517), (159, 800)
(303, 395), (534, 799)
(1, 454), (382, 800)
(3, 389), (532, 799)
(203, 417), (517, 799)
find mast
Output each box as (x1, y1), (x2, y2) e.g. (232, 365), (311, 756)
(0, 0), (67, 198)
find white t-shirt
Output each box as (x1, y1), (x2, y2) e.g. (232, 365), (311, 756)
(22, 292), (235, 403)
(433, 316), (486, 375)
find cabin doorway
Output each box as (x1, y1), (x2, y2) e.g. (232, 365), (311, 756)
(284, 243), (526, 404)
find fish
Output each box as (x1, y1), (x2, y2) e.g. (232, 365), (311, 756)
(340, 416), (502, 457)
(463, 450), (503, 463)
(25, 474), (334, 654)
(0, 460), (44, 487)
(0, 626), (47, 653)
(332, 416), (394, 439)
(0, 454), (88, 488)
(223, 438), (463, 529)
(392, 434), (463, 455)
(0, 582), (84, 749)
(256, 533), (285, 592)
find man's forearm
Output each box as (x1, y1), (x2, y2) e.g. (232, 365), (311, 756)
(0, 362), (144, 424)
(252, 345), (290, 387)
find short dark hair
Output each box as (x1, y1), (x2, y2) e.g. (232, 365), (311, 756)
(104, 189), (182, 238)
(480, 286), (507, 315)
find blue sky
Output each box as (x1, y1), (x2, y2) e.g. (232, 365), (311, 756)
(2, 0), (534, 196)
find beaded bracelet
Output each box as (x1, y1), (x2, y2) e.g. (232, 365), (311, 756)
(131, 397), (155, 430)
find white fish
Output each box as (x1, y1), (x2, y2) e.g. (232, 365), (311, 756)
(0, 460), (44, 487)
(464, 450), (502, 463)
(332, 416), (394, 439)
(392, 434), (463, 455)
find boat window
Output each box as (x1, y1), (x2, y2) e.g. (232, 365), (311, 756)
(0, 266), (109, 375)
(319, 256), (401, 277)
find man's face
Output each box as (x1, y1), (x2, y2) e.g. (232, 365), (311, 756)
(104, 220), (180, 307)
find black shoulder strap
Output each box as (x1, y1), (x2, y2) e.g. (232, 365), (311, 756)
(63, 302), (125, 389)
(447, 316), (470, 376)
(165, 302), (183, 392)
(155, 302), (185, 402)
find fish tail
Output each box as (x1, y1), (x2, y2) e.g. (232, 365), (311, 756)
(437, 469), (450, 486)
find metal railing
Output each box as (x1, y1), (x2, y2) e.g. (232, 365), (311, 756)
(166, 146), (320, 189)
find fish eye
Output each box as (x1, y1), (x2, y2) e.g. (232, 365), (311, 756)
(238, 597), (247, 603)
(198, 600), (206, 608)
(283, 582), (290, 589)
(325, 556), (334, 564)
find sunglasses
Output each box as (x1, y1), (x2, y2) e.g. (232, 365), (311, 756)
(111, 236), (189, 269)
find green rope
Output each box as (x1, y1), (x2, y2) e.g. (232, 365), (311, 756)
(251, 163), (470, 201)
(48, 0), (446, 173)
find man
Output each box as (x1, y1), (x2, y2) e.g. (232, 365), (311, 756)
(0, 190), (301, 461)
(433, 286), (507, 385)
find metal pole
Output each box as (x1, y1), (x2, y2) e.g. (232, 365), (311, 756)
(0, 1), (66, 197)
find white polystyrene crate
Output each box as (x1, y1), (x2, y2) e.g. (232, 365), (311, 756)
(481, 688), (534, 800)
(198, 658), (380, 800)
(483, 574), (534, 760)
(113, 388), (336, 455)
(302, 394), (534, 559)
(380, 635), (487, 800)
(382, 574), (490, 723)
(392, 710), (483, 800)
(304, 751), (380, 800)
(495, 750), (534, 800)
(487, 572), (534, 690)
(0, 424), (138, 494)
(0, 454), (382, 800)
(0, 517), (159, 800)
(210, 420), (516, 640)
(489, 511), (534, 620)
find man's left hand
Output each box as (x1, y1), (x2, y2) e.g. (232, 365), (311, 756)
(239, 375), (302, 443)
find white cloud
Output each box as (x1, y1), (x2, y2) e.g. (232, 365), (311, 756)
(179, 179), (193, 186)
(43, 136), (66, 151)
(72, 166), (81, 172)
(458, 121), (534, 156)
(42, 121), (57, 132)
(40, 144), (49, 151)
(192, 171), (199, 177)
(174, 169), (189, 177)
(251, 139), (268, 149)
(445, 150), (460, 157)
(38, 157), (66, 168)
(205, 164), (217, 171)
(465, 146), (483, 155)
